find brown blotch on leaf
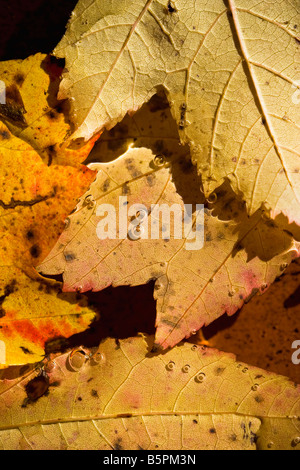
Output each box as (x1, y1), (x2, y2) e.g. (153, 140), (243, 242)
(26, 230), (35, 241)
(25, 374), (49, 402)
(64, 252), (76, 262)
(91, 389), (99, 398)
(0, 130), (10, 140)
(116, 413), (133, 418)
(114, 437), (123, 450)
(215, 367), (225, 376)
(254, 395), (264, 403)
(30, 244), (41, 258)
(47, 145), (56, 166)
(13, 73), (25, 86)
(122, 182), (131, 195)
(20, 347), (34, 355)
(101, 179), (110, 192)
(146, 174), (156, 186)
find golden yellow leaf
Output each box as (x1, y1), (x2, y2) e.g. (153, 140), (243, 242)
(38, 147), (299, 349)
(53, 0), (300, 224)
(0, 335), (299, 450)
(0, 56), (99, 366)
(0, 267), (96, 367)
(0, 53), (100, 166)
(0, 121), (96, 276)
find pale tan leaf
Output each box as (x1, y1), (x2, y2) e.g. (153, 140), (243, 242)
(54, 0), (300, 224)
(0, 336), (299, 450)
(38, 147), (299, 349)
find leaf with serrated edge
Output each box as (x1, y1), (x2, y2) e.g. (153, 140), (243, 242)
(38, 147), (299, 349)
(0, 335), (299, 450)
(53, 0), (300, 224)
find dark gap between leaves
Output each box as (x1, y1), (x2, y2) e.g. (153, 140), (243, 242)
(0, 0), (78, 60)
(45, 282), (157, 354)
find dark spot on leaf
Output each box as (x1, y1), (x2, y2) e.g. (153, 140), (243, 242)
(64, 252), (76, 262)
(0, 130), (10, 139)
(101, 179), (110, 192)
(146, 174), (156, 186)
(30, 244), (41, 258)
(25, 375), (49, 402)
(14, 73), (25, 86)
(20, 347), (34, 354)
(47, 145), (56, 166)
(122, 182), (131, 195)
(215, 367), (225, 376)
(114, 437), (123, 450)
(26, 230), (35, 240)
(209, 428), (216, 434)
(91, 389), (99, 398)
(255, 395), (264, 403)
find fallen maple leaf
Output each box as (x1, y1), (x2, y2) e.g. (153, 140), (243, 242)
(53, 0), (300, 225)
(38, 147), (299, 349)
(0, 335), (299, 450)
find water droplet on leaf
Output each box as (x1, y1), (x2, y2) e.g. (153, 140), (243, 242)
(195, 372), (206, 383)
(153, 155), (166, 167)
(67, 349), (89, 371)
(166, 361), (175, 371)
